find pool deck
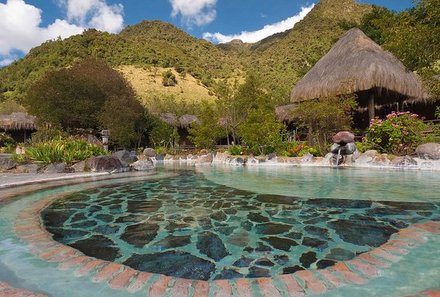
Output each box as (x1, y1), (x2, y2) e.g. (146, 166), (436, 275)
(1, 172), (440, 297)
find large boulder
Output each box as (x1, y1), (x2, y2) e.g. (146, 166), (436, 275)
(391, 156), (417, 167)
(43, 163), (66, 174)
(332, 131), (355, 145)
(196, 153), (213, 164)
(71, 161), (86, 172)
(112, 150), (138, 164)
(130, 159), (155, 171)
(16, 164), (41, 174)
(415, 143), (440, 160)
(143, 148), (156, 158)
(86, 156), (126, 172)
(0, 155), (17, 170)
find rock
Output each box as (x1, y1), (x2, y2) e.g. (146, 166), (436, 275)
(255, 258), (274, 267)
(355, 150), (378, 164)
(130, 159), (155, 171)
(247, 212), (270, 223)
(301, 153), (313, 163)
(302, 237), (328, 250)
(71, 161), (86, 172)
(391, 156), (417, 167)
(233, 256), (254, 268)
(123, 251), (215, 281)
(0, 155), (17, 170)
(70, 235), (120, 261)
(268, 153), (277, 160)
(248, 266), (270, 278)
(261, 236), (298, 251)
(215, 269), (243, 280)
(416, 143), (440, 160)
(197, 153), (213, 164)
(316, 260), (336, 269)
(143, 148), (156, 158)
(325, 248), (355, 261)
(300, 251), (317, 268)
(155, 235), (191, 249)
(283, 266), (305, 274)
(255, 222), (292, 235)
(112, 150), (138, 164)
(16, 163), (41, 174)
(86, 156), (126, 172)
(197, 231), (229, 261)
(121, 222), (159, 247)
(332, 131), (355, 145)
(43, 163), (66, 174)
(328, 219), (397, 247)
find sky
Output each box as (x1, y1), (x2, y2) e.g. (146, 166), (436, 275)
(0, 0), (414, 67)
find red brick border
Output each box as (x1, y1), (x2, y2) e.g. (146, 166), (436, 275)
(12, 188), (440, 296)
(0, 281), (48, 297)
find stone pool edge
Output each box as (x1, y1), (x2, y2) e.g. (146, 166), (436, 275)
(13, 189), (440, 297)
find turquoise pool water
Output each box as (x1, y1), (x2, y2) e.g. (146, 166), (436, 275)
(0, 166), (439, 296)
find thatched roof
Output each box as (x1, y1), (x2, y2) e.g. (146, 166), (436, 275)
(158, 113), (178, 126)
(0, 112), (36, 131)
(275, 104), (297, 122)
(178, 114), (199, 128)
(291, 28), (427, 105)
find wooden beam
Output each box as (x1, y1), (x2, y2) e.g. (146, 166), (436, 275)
(368, 94), (375, 120)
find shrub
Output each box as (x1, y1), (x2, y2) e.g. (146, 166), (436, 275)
(365, 111), (431, 155)
(287, 143), (321, 157)
(228, 145), (243, 155)
(24, 137), (107, 164)
(0, 132), (15, 153)
(162, 70), (177, 86)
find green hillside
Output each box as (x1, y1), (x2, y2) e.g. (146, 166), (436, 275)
(0, 0), (372, 108)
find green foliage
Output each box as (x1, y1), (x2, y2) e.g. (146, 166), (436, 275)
(436, 106), (440, 119)
(284, 142), (322, 157)
(294, 96), (357, 153)
(238, 109), (285, 155)
(365, 111), (431, 155)
(188, 101), (224, 149)
(0, 132), (15, 153)
(24, 137), (107, 164)
(25, 58), (146, 148)
(360, 0), (440, 71)
(31, 127), (69, 143)
(227, 145), (243, 156)
(162, 70), (177, 86)
(149, 117), (180, 151)
(0, 97), (26, 114)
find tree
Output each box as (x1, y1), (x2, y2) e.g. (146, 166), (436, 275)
(25, 58), (146, 147)
(162, 70), (177, 86)
(149, 117), (180, 151)
(238, 109), (285, 155)
(188, 101), (224, 149)
(293, 96), (357, 153)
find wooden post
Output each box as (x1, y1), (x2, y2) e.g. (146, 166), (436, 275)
(368, 94), (375, 120)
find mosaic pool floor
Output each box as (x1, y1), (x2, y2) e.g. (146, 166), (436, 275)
(42, 170), (440, 281)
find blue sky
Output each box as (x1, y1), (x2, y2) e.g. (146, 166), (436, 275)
(0, 0), (414, 66)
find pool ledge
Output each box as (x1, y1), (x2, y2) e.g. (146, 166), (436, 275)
(13, 192), (440, 297)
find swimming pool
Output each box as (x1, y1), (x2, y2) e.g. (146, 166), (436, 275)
(0, 166), (439, 296)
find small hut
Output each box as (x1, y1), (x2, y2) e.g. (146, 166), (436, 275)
(0, 112), (36, 142)
(290, 28), (427, 122)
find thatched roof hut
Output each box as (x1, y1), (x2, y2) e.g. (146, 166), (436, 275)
(0, 112), (36, 131)
(290, 28), (427, 119)
(158, 113), (178, 126)
(178, 114), (199, 128)
(275, 104), (297, 122)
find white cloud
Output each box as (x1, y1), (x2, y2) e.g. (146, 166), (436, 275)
(59, 0), (124, 33)
(203, 4), (315, 44)
(0, 0), (125, 67)
(169, 0), (217, 27)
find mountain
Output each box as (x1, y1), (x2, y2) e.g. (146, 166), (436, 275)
(0, 0), (372, 111)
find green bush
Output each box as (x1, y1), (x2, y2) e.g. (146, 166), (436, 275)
(228, 145), (243, 156)
(162, 70), (177, 86)
(0, 132), (15, 153)
(366, 111), (431, 155)
(24, 137), (107, 164)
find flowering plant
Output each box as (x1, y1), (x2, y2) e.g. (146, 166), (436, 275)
(366, 111), (430, 155)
